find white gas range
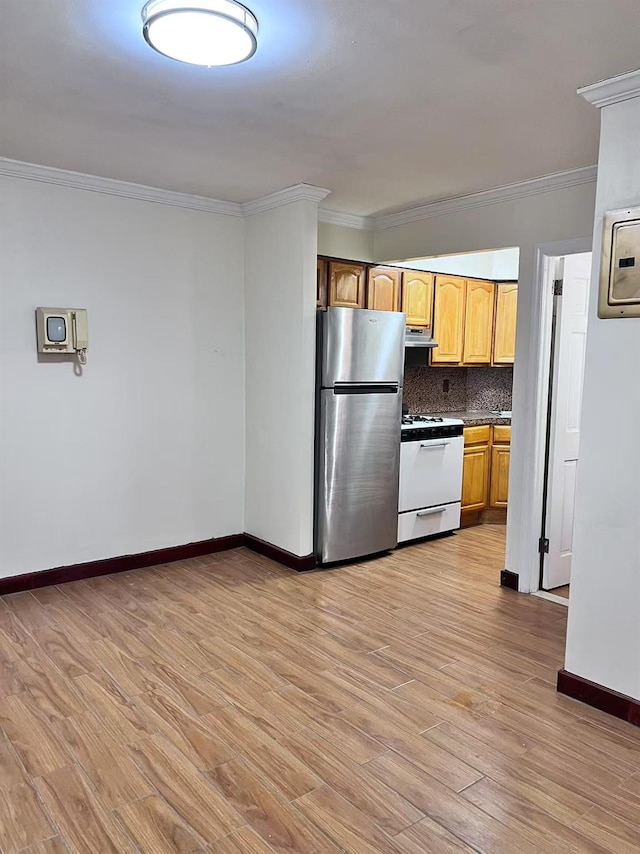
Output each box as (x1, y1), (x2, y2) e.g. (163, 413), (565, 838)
(398, 415), (464, 544)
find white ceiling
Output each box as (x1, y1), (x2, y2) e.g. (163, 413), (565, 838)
(1, 1), (639, 215)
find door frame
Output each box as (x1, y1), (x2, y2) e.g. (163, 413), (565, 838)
(513, 238), (592, 594)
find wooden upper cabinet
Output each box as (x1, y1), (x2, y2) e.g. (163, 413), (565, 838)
(366, 266), (401, 312)
(431, 276), (466, 364)
(317, 258), (328, 309)
(402, 271), (434, 327)
(328, 261), (366, 309)
(493, 282), (518, 365)
(463, 280), (495, 365)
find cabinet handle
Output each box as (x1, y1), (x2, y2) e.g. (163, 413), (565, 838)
(417, 507), (447, 517)
(419, 441), (450, 449)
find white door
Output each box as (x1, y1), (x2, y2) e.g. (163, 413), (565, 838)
(542, 253), (592, 590)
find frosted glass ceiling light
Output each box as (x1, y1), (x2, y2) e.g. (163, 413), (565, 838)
(142, 0), (258, 66)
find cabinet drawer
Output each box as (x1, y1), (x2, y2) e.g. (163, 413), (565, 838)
(398, 503), (461, 544)
(493, 425), (511, 444)
(464, 425), (491, 445)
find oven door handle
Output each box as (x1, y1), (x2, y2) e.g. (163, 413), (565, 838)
(419, 441), (451, 448)
(417, 507), (447, 517)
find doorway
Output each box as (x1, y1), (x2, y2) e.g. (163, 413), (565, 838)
(538, 252), (592, 600)
(386, 247), (520, 578)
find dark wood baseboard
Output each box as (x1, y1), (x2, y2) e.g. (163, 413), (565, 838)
(557, 670), (640, 726)
(500, 569), (519, 591)
(0, 532), (318, 595)
(243, 534), (316, 572)
(0, 534), (244, 596)
(461, 509), (507, 529)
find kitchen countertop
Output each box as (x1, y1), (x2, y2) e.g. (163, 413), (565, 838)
(416, 410), (512, 426)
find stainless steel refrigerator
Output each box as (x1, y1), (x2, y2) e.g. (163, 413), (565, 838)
(315, 307), (406, 564)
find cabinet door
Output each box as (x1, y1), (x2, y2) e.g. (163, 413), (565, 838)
(317, 258), (328, 309)
(461, 444), (490, 512)
(431, 276), (466, 364)
(489, 444), (511, 508)
(328, 261), (365, 309)
(463, 280), (495, 364)
(367, 267), (401, 312)
(493, 282), (518, 364)
(402, 271), (433, 326)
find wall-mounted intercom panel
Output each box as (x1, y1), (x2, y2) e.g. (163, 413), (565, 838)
(36, 308), (88, 363)
(599, 206), (640, 318)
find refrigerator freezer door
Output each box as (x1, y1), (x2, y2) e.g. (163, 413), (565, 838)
(321, 307), (406, 387)
(317, 388), (402, 563)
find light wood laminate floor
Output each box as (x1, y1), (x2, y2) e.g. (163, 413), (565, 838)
(0, 527), (638, 853)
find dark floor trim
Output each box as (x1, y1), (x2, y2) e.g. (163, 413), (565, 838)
(557, 670), (640, 727)
(243, 534), (316, 572)
(500, 569), (519, 591)
(0, 534), (244, 595)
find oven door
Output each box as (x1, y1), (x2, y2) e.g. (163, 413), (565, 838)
(399, 435), (464, 513)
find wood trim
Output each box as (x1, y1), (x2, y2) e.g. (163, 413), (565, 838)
(500, 570), (519, 591)
(243, 535), (316, 572)
(557, 670), (640, 726)
(0, 532), (319, 595)
(0, 535), (245, 595)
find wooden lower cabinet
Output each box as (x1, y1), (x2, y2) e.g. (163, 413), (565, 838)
(462, 442), (491, 512)
(490, 442), (511, 508)
(461, 426), (491, 512)
(462, 424), (511, 517)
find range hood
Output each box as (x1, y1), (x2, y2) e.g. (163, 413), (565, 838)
(405, 327), (438, 348)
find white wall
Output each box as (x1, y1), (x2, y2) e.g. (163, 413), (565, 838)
(0, 177), (245, 577)
(565, 87), (640, 698)
(393, 248), (520, 281)
(373, 182), (597, 582)
(491, 248), (521, 281)
(245, 200), (318, 557)
(317, 221), (374, 261)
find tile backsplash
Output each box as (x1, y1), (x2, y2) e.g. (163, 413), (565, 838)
(404, 365), (513, 413)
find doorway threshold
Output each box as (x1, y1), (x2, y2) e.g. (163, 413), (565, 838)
(533, 590), (568, 607)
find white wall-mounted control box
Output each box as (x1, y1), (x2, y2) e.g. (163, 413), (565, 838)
(36, 308), (88, 362)
(599, 206), (640, 318)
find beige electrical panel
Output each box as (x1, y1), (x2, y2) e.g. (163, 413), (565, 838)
(599, 206), (640, 318)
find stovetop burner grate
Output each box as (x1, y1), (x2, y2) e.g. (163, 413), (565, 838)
(402, 415), (445, 425)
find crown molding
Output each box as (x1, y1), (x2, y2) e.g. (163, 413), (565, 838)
(242, 183), (331, 216)
(578, 69), (640, 109)
(373, 165), (598, 231)
(0, 156), (245, 216)
(1, 156), (600, 234)
(317, 208), (374, 230)
(0, 157), (333, 218)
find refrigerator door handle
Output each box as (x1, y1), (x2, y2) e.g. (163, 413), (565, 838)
(334, 383), (399, 395)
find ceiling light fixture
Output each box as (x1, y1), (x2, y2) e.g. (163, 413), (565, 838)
(142, 0), (258, 67)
